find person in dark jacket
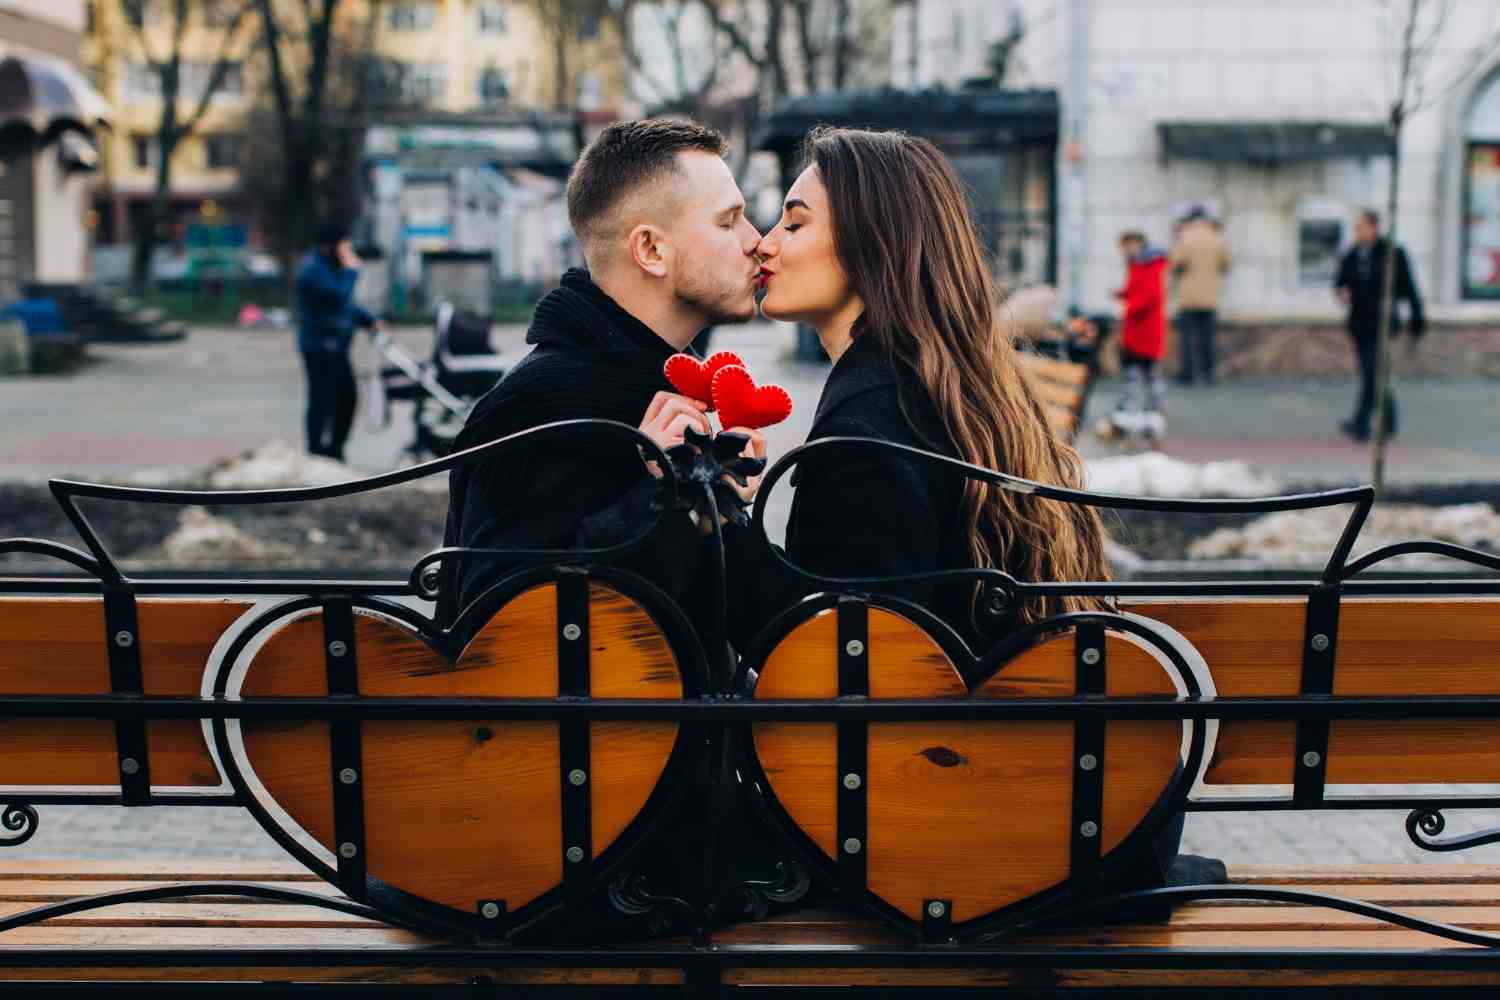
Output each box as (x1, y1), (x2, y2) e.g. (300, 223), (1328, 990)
(295, 225), (382, 461)
(1334, 209), (1425, 442)
(439, 119), (764, 640)
(735, 126), (1222, 906)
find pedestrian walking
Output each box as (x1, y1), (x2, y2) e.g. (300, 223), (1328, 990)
(295, 224), (382, 462)
(1334, 209), (1425, 442)
(1168, 205), (1231, 385)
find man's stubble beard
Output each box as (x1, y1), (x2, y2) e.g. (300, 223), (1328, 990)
(675, 270), (756, 327)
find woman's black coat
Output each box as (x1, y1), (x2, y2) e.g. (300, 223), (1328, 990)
(725, 333), (992, 657)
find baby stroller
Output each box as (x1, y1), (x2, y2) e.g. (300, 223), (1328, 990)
(369, 303), (508, 460)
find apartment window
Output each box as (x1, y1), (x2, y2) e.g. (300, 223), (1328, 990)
(478, 67), (509, 105)
(205, 134), (242, 169)
(132, 134), (156, 170)
(1295, 197), (1347, 288)
(202, 0), (235, 28)
(479, 1), (506, 34)
(577, 12), (600, 40)
(575, 70), (602, 110)
(404, 63), (448, 104)
(126, 62), (159, 100)
(124, 1), (158, 29)
(388, 2), (437, 31)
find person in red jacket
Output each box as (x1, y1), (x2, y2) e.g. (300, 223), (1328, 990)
(1113, 230), (1168, 418)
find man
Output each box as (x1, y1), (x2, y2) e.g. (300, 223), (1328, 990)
(439, 119), (763, 637)
(1334, 209), (1425, 442)
(295, 225), (382, 461)
(1168, 206), (1231, 385)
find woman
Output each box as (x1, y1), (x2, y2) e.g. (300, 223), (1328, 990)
(724, 128), (1218, 904)
(726, 126), (1111, 650)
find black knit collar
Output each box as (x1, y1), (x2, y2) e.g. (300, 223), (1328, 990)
(812, 332), (900, 426)
(526, 268), (677, 357)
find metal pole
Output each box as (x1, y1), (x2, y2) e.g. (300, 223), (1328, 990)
(1063, 0), (1089, 311)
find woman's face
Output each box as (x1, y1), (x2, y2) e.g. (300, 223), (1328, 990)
(756, 166), (858, 325)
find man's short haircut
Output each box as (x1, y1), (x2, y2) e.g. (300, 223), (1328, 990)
(1119, 230), (1146, 245)
(566, 118), (727, 261)
(316, 223), (348, 247)
(1359, 208), (1380, 228)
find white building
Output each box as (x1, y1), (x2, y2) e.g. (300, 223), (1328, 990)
(896, 0), (1500, 320)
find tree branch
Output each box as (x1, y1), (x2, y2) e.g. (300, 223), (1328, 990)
(181, 1), (253, 135)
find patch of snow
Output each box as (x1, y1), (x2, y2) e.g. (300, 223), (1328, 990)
(1189, 503), (1500, 567)
(206, 440), (359, 490)
(158, 507), (297, 565)
(1085, 452), (1281, 498)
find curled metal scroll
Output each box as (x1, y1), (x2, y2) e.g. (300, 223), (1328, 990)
(721, 861), (812, 923)
(1406, 808), (1500, 853)
(607, 871), (695, 938)
(0, 802), (38, 847)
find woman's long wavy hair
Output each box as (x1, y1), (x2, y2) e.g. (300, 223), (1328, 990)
(805, 127), (1110, 622)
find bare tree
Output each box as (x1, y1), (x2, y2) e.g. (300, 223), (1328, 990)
(1369, 0), (1500, 494)
(704, 0), (789, 104)
(247, 0), (386, 288)
(612, 0), (725, 114)
(525, 0), (624, 110)
(117, 0), (254, 291)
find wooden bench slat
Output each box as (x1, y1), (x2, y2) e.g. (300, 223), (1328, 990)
(722, 968), (1500, 989)
(0, 965), (687, 985)
(0, 900), (382, 927)
(1019, 353), (1092, 387)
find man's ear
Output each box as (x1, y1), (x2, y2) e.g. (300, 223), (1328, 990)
(627, 223), (670, 278)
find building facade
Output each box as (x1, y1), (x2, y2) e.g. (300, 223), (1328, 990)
(82, 0), (631, 253)
(896, 0), (1500, 322)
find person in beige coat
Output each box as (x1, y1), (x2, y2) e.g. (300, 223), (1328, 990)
(1168, 206), (1231, 385)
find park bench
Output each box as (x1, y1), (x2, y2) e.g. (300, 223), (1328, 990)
(1016, 350), (1095, 442)
(3, 421), (1500, 996)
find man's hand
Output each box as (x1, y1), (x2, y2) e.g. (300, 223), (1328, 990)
(639, 391), (710, 478)
(1337, 287), (1352, 306)
(721, 426), (767, 505)
(337, 239), (361, 271)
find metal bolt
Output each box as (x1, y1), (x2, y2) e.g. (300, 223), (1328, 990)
(338, 768), (358, 785)
(480, 902), (501, 920)
(339, 842), (358, 859)
(1078, 753), (1098, 772)
(568, 768), (588, 787)
(843, 837), (863, 855)
(328, 640), (347, 658)
(1079, 820), (1098, 838)
(1081, 647), (1100, 666)
(420, 566), (442, 592)
(1302, 750), (1322, 768)
(845, 639), (865, 657)
(926, 900), (946, 919)
(114, 630), (134, 648)
(566, 846), (585, 863)
(842, 772), (862, 790)
(1310, 633), (1330, 653)
(562, 624), (581, 641)
(119, 757), (139, 776)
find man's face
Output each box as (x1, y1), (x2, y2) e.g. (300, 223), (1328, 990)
(1354, 215), (1378, 245)
(663, 151), (763, 325)
(1120, 238), (1142, 262)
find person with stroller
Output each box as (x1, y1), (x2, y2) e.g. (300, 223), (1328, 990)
(295, 224), (383, 462)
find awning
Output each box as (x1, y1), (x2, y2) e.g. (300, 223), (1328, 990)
(0, 52), (112, 138)
(757, 88), (1059, 157)
(1157, 121), (1392, 166)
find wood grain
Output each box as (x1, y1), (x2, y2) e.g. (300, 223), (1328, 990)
(1127, 597), (1500, 785)
(238, 582), (681, 914)
(753, 611), (1185, 922)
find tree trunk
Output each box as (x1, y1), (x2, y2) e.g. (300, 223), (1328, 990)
(1370, 116), (1402, 498)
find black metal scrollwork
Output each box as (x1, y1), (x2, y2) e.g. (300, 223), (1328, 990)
(1406, 808), (1500, 852)
(0, 802), (39, 847)
(722, 861), (812, 922)
(606, 871), (696, 938)
(666, 427), (766, 529)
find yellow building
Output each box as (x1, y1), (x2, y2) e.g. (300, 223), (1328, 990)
(84, 0), (631, 249)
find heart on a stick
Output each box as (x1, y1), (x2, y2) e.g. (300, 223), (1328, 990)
(664, 351), (745, 410)
(711, 364), (793, 430)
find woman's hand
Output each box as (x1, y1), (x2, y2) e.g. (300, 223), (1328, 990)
(721, 426), (767, 505)
(639, 391), (710, 478)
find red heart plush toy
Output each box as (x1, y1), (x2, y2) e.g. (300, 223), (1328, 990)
(663, 351), (745, 410)
(711, 365), (793, 430)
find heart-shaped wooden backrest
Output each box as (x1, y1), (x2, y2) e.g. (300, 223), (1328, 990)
(749, 605), (1188, 928)
(234, 581), (683, 919)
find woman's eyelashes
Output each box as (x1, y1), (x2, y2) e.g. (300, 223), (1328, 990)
(782, 223), (801, 233)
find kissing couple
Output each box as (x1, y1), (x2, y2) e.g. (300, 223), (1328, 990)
(436, 118), (1194, 917)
